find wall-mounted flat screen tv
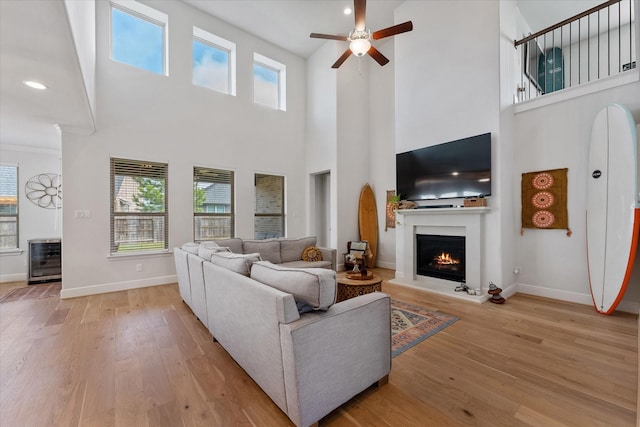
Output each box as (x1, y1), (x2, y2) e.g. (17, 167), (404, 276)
(396, 133), (491, 201)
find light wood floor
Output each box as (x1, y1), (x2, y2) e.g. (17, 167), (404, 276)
(1, 269), (637, 426)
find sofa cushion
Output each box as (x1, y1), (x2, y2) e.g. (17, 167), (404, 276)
(243, 239), (281, 264)
(212, 238), (243, 254)
(198, 243), (231, 260)
(181, 242), (200, 255)
(210, 252), (262, 276)
(279, 237), (317, 263)
(250, 261), (336, 310)
(281, 260), (332, 270)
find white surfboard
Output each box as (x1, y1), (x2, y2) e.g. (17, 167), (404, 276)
(587, 104), (639, 315)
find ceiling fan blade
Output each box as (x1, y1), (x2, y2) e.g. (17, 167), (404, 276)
(310, 33), (349, 41)
(354, 0), (367, 31)
(332, 49), (353, 69)
(372, 21), (413, 40)
(367, 46), (389, 66)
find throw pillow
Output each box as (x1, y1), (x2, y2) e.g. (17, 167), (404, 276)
(209, 252), (262, 276)
(198, 243), (231, 261)
(301, 246), (323, 262)
(250, 261), (336, 310)
(280, 237), (317, 263)
(212, 238), (243, 254)
(181, 242), (200, 255)
(242, 239), (281, 264)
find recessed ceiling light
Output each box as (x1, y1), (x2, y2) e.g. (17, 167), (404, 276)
(23, 80), (47, 90)
(344, 7), (352, 15)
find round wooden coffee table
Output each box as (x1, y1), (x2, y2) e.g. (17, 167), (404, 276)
(336, 273), (382, 302)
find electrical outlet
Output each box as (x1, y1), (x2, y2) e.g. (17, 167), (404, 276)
(136, 264), (143, 272)
(513, 266), (521, 275)
(75, 210), (90, 219)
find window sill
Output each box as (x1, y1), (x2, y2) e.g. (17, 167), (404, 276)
(107, 249), (172, 260)
(514, 69), (639, 114)
(0, 249), (24, 257)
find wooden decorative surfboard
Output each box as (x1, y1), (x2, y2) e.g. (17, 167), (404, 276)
(358, 184), (378, 269)
(587, 104), (639, 315)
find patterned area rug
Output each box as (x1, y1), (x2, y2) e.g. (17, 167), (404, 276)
(391, 299), (458, 358)
(0, 282), (62, 303)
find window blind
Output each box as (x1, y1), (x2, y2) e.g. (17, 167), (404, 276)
(110, 158), (168, 254)
(193, 166), (234, 240)
(254, 174), (284, 239)
(0, 165), (19, 249)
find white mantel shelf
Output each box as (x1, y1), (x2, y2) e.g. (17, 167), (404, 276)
(396, 207), (490, 215)
(392, 206), (491, 303)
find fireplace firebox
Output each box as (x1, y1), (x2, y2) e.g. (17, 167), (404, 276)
(416, 234), (465, 283)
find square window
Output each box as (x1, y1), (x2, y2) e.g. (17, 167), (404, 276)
(111, 1), (167, 75)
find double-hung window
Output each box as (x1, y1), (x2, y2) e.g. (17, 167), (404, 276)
(254, 174), (285, 239)
(253, 53), (286, 111)
(0, 165), (19, 250)
(110, 158), (168, 254)
(193, 27), (236, 95)
(110, 0), (168, 75)
(194, 167), (235, 240)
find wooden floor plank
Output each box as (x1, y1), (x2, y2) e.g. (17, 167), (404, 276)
(0, 268), (637, 426)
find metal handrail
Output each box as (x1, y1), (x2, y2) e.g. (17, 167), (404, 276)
(514, 0), (621, 47)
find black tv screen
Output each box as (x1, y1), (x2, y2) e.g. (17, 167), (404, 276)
(396, 133), (491, 201)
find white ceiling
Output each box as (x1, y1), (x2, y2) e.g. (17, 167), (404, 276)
(0, 0), (93, 153)
(0, 0), (617, 152)
(182, 0), (404, 58)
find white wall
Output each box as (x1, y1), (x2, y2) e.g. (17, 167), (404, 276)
(369, 38), (397, 269)
(513, 83), (640, 308)
(0, 146), (62, 282)
(336, 53), (371, 264)
(306, 41), (374, 267)
(61, 0), (306, 297)
(394, 0), (505, 288)
(306, 41), (338, 249)
(63, 0), (96, 124)
(509, 1), (640, 311)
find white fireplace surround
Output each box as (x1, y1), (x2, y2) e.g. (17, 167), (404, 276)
(390, 207), (490, 303)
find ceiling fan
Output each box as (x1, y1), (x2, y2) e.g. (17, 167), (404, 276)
(310, 0), (413, 69)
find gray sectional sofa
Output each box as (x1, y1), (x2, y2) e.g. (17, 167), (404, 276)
(173, 237), (391, 427)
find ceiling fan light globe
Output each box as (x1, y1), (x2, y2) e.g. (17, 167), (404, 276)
(350, 38), (371, 57)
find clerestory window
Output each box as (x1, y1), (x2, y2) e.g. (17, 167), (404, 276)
(253, 53), (286, 111)
(193, 27), (236, 95)
(110, 0), (168, 75)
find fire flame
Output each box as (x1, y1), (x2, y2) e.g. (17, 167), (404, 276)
(434, 252), (460, 265)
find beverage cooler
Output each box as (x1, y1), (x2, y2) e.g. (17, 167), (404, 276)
(28, 239), (61, 284)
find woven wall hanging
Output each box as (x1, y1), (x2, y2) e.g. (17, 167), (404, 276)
(521, 168), (571, 236)
(385, 190), (396, 230)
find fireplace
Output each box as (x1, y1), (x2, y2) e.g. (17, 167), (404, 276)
(391, 207), (489, 303)
(416, 234), (465, 283)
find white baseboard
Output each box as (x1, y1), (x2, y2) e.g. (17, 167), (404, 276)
(516, 282), (639, 314)
(60, 275), (177, 299)
(375, 260), (396, 270)
(0, 273), (27, 283)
